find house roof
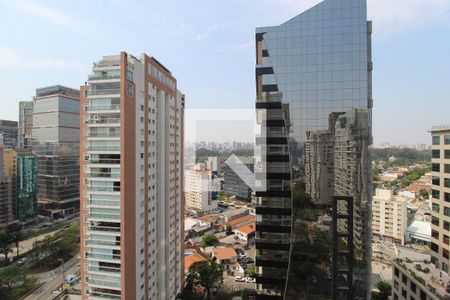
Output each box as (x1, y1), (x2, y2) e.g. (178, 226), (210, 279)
(184, 252), (206, 271)
(199, 215), (216, 223)
(223, 214), (255, 227)
(407, 220), (431, 242)
(236, 222), (256, 235)
(213, 247), (237, 260)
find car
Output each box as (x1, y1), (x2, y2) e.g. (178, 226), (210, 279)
(17, 258), (28, 265)
(235, 276), (245, 282)
(246, 277), (256, 283)
(245, 258), (254, 264)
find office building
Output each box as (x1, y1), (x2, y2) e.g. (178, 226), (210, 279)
(16, 149), (37, 221)
(32, 85), (80, 218)
(0, 120), (18, 148)
(19, 101), (34, 149)
(255, 0), (373, 298)
(0, 147), (17, 228)
(185, 163), (218, 214)
(430, 125), (450, 273)
(80, 52), (185, 300)
(372, 189), (408, 245)
(206, 156), (221, 176)
(223, 157), (253, 200)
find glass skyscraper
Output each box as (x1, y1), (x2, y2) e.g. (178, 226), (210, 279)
(255, 0), (372, 299)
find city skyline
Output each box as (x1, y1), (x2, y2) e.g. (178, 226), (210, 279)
(0, 0), (449, 145)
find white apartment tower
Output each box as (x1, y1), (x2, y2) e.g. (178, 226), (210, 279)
(372, 188), (408, 245)
(185, 163), (218, 214)
(80, 52), (185, 300)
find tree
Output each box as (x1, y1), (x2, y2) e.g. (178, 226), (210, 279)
(245, 264), (256, 278)
(202, 233), (219, 248)
(0, 266), (27, 292)
(188, 261), (223, 300)
(0, 231), (12, 265)
(12, 230), (24, 258)
(225, 225), (233, 235)
(371, 281), (392, 300)
(419, 189), (429, 199)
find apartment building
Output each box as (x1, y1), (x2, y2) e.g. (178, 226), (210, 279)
(18, 101), (34, 149)
(0, 120), (18, 148)
(430, 126), (450, 273)
(80, 52), (184, 300)
(223, 157), (253, 201)
(185, 163), (218, 214)
(32, 85), (80, 218)
(372, 188), (408, 245)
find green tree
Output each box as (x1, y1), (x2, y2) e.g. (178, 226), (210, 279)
(0, 266), (27, 292)
(245, 264), (256, 278)
(12, 230), (24, 258)
(225, 225), (233, 235)
(188, 261), (223, 300)
(371, 281), (392, 300)
(0, 231), (12, 265)
(202, 233), (219, 248)
(419, 189), (429, 199)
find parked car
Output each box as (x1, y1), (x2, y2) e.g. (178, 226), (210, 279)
(246, 277), (256, 283)
(235, 276), (245, 282)
(17, 258), (28, 265)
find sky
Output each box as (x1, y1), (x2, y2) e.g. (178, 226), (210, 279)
(0, 0), (449, 145)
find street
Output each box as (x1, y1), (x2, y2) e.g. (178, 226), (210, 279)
(24, 255), (80, 300)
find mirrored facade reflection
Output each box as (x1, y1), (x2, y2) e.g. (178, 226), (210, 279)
(255, 0), (372, 299)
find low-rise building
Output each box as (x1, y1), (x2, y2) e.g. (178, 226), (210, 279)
(406, 220), (431, 245)
(235, 222), (256, 246)
(221, 207), (250, 222)
(212, 247), (238, 271)
(372, 189), (408, 244)
(184, 252), (207, 274)
(221, 214), (255, 230)
(185, 163), (219, 214)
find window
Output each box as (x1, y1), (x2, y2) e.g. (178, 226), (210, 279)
(432, 229), (439, 239)
(433, 149), (441, 158)
(433, 176), (440, 186)
(433, 135), (441, 145)
(446, 150), (450, 159)
(431, 242), (439, 253)
(445, 207), (450, 217)
(444, 235), (449, 245)
(402, 273), (407, 284)
(446, 164), (450, 173)
(420, 290), (426, 300)
(446, 135), (450, 145)
(432, 216), (440, 226)
(432, 189), (440, 199)
(127, 83), (133, 96)
(433, 203), (440, 213)
(411, 281), (416, 293)
(446, 178), (450, 188)
(445, 221), (450, 231)
(394, 267), (399, 277)
(446, 193), (450, 202)
(432, 163), (441, 172)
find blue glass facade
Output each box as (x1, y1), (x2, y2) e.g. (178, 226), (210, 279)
(17, 153), (37, 221)
(255, 0), (372, 299)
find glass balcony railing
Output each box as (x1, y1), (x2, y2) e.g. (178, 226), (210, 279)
(87, 132), (120, 138)
(87, 172), (120, 179)
(87, 186), (120, 192)
(89, 200), (120, 207)
(87, 89), (120, 96)
(88, 226), (120, 233)
(88, 213), (120, 220)
(87, 146), (121, 152)
(89, 292), (121, 299)
(88, 74), (120, 81)
(93, 61), (120, 68)
(86, 253), (121, 261)
(88, 265), (121, 273)
(89, 158), (120, 165)
(89, 279), (121, 289)
(86, 240), (120, 247)
(86, 118), (120, 124)
(86, 104), (120, 111)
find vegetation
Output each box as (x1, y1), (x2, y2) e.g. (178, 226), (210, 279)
(201, 233), (219, 248)
(371, 148), (430, 166)
(29, 222), (80, 272)
(419, 189), (429, 199)
(0, 266), (38, 300)
(185, 261), (224, 300)
(371, 281), (392, 300)
(245, 264), (256, 278)
(0, 231), (13, 265)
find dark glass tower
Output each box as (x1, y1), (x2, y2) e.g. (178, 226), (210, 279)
(255, 0), (373, 299)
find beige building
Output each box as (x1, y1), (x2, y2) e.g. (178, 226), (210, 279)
(430, 126), (450, 273)
(80, 52), (185, 300)
(185, 163), (218, 214)
(372, 188), (408, 245)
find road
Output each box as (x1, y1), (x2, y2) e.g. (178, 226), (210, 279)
(24, 255), (80, 300)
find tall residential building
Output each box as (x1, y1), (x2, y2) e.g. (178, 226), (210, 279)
(0, 120), (18, 148)
(429, 126), (450, 273)
(206, 156), (221, 176)
(32, 85), (80, 218)
(255, 0), (373, 299)
(185, 163), (218, 214)
(372, 189), (408, 245)
(16, 149), (38, 221)
(80, 52), (185, 300)
(19, 101), (34, 149)
(223, 157), (253, 200)
(0, 147), (17, 228)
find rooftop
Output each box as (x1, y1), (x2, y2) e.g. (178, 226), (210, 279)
(213, 247), (238, 260)
(430, 125), (450, 133)
(223, 214), (255, 227)
(184, 252), (207, 272)
(235, 222), (256, 235)
(198, 215), (217, 223)
(221, 208), (249, 218)
(406, 220), (431, 243)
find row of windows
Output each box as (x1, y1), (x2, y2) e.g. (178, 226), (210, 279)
(431, 190), (450, 202)
(433, 135), (450, 145)
(393, 267), (427, 300)
(431, 163), (450, 173)
(432, 149), (450, 159)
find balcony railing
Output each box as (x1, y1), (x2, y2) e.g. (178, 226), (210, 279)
(93, 61), (120, 68)
(88, 265), (121, 273)
(89, 279), (121, 289)
(87, 146), (120, 152)
(87, 186), (120, 192)
(89, 200), (120, 207)
(86, 253), (121, 261)
(87, 172), (120, 179)
(88, 214), (120, 220)
(89, 159), (120, 165)
(86, 240), (120, 247)
(88, 74), (120, 81)
(86, 104), (120, 111)
(87, 89), (120, 96)
(86, 118), (120, 125)
(88, 226), (120, 233)
(87, 132), (120, 138)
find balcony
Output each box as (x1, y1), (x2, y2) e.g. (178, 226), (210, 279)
(87, 172), (120, 179)
(86, 118), (120, 125)
(86, 240), (120, 248)
(89, 200), (120, 207)
(86, 252), (121, 261)
(88, 226), (120, 234)
(87, 89), (120, 97)
(86, 104), (120, 112)
(88, 214), (120, 221)
(89, 279), (121, 289)
(87, 186), (120, 193)
(93, 61), (120, 68)
(88, 74), (120, 81)
(86, 146), (121, 152)
(88, 265), (121, 274)
(89, 158), (120, 165)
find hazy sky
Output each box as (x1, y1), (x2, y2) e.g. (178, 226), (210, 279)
(0, 0), (449, 145)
